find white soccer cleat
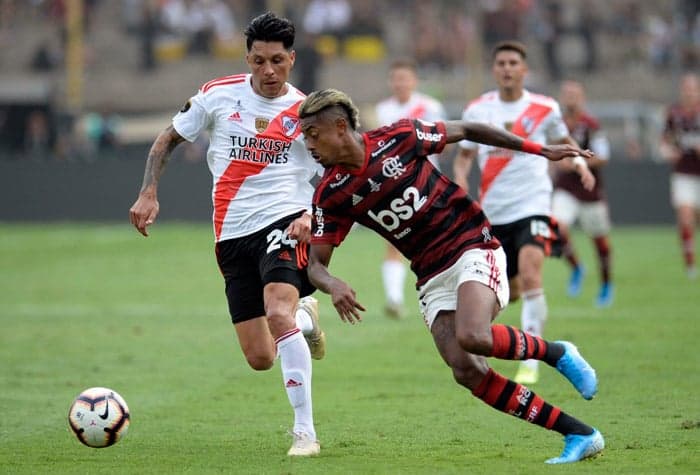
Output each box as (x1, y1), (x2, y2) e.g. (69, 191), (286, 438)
(287, 431), (320, 456)
(298, 296), (325, 360)
(384, 302), (405, 320)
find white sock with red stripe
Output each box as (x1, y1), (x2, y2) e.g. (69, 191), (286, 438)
(520, 288), (547, 371)
(382, 260), (406, 307)
(276, 329), (315, 440)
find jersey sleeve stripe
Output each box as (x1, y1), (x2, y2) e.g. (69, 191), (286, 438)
(201, 74), (247, 93)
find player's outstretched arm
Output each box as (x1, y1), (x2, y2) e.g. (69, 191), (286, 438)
(308, 244), (366, 324)
(443, 120), (594, 162)
(129, 126), (185, 237)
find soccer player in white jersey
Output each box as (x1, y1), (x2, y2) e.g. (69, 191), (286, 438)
(453, 41), (595, 385)
(375, 59), (449, 318)
(129, 12), (325, 456)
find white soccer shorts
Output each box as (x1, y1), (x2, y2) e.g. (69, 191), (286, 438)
(671, 172), (700, 209)
(417, 247), (509, 330)
(552, 189), (611, 237)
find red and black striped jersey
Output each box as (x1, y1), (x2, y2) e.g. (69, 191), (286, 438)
(311, 119), (500, 287)
(664, 103), (700, 176)
(553, 112), (610, 202)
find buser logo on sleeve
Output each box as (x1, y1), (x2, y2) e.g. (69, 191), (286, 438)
(415, 128), (443, 142)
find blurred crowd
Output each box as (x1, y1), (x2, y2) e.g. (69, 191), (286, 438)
(0, 0), (698, 161)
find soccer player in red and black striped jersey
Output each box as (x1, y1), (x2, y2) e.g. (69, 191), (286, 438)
(552, 80), (614, 306)
(660, 73), (700, 279)
(298, 89), (604, 464)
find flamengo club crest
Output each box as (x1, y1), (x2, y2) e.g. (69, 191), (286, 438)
(282, 115), (299, 137)
(382, 155), (406, 180)
(255, 117), (269, 133)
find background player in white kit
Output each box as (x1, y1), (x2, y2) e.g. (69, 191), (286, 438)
(453, 41), (595, 385)
(552, 80), (614, 307)
(129, 12), (325, 456)
(374, 58), (449, 318)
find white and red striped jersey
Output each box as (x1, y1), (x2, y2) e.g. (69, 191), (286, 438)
(376, 92), (447, 168)
(458, 90), (569, 225)
(172, 73), (322, 242)
(375, 91), (447, 125)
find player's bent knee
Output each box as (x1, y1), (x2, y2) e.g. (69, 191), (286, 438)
(245, 353), (275, 371)
(455, 329), (491, 355)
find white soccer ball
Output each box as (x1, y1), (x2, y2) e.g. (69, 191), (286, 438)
(68, 387), (130, 448)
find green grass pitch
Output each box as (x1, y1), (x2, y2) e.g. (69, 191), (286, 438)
(1, 223), (699, 474)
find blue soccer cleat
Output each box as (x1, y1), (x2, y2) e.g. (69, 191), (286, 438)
(545, 429), (605, 464)
(555, 341), (598, 400)
(595, 282), (614, 308)
(567, 265), (585, 297)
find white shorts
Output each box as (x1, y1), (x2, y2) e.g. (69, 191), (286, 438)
(671, 173), (700, 209)
(552, 189), (611, 237)
(417, 247), (509, 330)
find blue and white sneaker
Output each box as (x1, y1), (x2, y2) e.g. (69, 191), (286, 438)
(555, 341), (598, 400)
(545, 429), (605, 464)
(595, 282), (614, 308)
(567, 265), (585, 297)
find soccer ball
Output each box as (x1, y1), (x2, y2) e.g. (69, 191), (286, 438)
(68, 387), (130, 448)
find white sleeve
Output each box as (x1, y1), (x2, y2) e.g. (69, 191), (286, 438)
(458, 106), (480, 150)
(546, 102), (570, 143)
(590, 130), (611, 160)
(425, 99), (447, 122)
(375, 102), (391, 126)
(172, 90), (210, 143)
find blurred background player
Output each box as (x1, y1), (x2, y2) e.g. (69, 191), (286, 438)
(453, 41), (595, 385)
(128, 12), (325, 456)
(660, 72), (700, 279)
(374, 58), (448, 318)
(551, 80), (614, 307)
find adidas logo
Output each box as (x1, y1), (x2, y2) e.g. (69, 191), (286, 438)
(286, 378), (302, 388)
(227, 111), (241, 121)
(279, 250), (292, 261)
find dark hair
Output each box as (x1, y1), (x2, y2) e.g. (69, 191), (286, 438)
(244, 12), (295, 51)
(491, 41), (527, 60)
(389, 58), (418, 73)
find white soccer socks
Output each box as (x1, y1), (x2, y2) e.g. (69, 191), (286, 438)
(382, 260), (407, 308)
(520, 288), (548, 371)
(276, 330), (316, 441)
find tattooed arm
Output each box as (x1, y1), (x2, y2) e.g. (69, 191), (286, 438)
(129, 126), (186, 236)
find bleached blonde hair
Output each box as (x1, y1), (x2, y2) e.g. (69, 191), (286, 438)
(298, 88), (361, 130)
